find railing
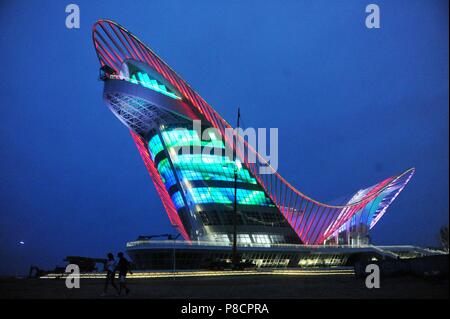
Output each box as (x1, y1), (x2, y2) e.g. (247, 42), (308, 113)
(126, 240), (446, 257)
(127, 239), (375, 250)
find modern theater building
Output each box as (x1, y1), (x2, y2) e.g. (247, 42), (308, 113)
(92, 20), (430, 269)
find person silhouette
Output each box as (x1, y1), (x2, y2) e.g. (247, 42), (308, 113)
(116, 252), (132, 296)
(101, 252), (118, 296)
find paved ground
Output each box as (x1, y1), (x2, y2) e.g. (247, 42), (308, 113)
(0, 273), (448, 299)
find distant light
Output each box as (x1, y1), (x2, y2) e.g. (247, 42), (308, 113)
(19, 241), (25, 245)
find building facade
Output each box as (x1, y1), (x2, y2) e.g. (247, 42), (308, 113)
(93, 20), (414, 250)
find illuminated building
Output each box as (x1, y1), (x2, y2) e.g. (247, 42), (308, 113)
(92, 20), (419, 268)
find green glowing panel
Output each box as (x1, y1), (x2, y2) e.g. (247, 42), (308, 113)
(129, 71), (181, 100)
(161, 129), (225, 150)
(148, 134), (164, 160)
(147, 128), (273, 210)
(171, 188), (274, 209)
(130, 74), (138, 84)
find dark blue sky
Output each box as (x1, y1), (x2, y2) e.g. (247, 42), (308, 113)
(0, 0), (448, 275)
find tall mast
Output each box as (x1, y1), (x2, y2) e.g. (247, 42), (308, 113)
(232, 107), (240, 269)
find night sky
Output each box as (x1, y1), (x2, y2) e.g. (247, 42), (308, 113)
(0, 0), (448, 275)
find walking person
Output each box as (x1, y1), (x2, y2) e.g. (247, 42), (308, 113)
(117, 252), (133, 296)
(101, 252), (118, 296)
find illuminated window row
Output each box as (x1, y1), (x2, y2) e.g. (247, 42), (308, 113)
(156, 158), (254, 189)
(163, 129), (225, 152)
(211, 234), (230, 243)
(171, 154), (255, 184)
(161, 129), (224, 150)
(162, 128), (199, 147)
(171, 188), (273, 209)
(148, 130), (226, 161)
(172, 154), (232, 165)
(210, 233), (285, 245)
(174, 156), (256, 185)
(155, 152), (257, 189)
(130, 71), (181, 100)
(237, 234), (252, 244)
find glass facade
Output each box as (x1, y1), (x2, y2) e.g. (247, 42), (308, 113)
(148, 128), (274, 211)
(109, 59), (300, 243)
(130, 71), (181, 100)
(171, 188), (273, 209)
